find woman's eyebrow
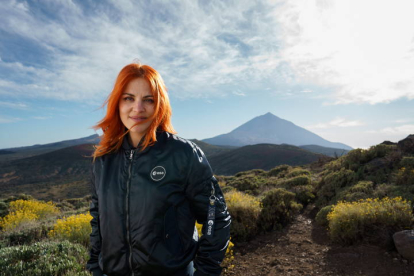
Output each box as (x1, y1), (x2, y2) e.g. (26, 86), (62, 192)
(122, 93), (153, 98)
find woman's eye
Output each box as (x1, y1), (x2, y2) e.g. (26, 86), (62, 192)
(124, 97), (134, 101)
(145, 99), (154, 103)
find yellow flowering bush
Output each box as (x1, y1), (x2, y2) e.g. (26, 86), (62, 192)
(224, 190), (261, 242)
(327, 197), (413, 244)
(48, 212), (92, 246)
(0, 199), (59, 232)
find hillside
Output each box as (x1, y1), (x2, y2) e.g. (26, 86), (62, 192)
(209, 143), (324, 175)
(0, 134), (100, 163)
(0, 139), (324, 200)
(0, 135), (413, 275)
(0, 144), (94, 200)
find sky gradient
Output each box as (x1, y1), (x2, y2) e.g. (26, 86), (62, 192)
(1, 0), (414, 149)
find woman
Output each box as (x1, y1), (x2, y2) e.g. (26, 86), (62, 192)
(86, 62), (231, 276)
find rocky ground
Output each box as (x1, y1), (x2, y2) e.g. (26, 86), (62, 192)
(223, 205), (414, 276)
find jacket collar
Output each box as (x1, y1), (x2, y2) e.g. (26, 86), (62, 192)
(121, 131), (164, 154)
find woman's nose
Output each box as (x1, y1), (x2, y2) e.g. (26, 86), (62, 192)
(132, 100), (145, 112)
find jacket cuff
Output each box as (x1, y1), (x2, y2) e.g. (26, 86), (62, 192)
(92, 268), (103, 276)
(194, 270), (210, 276)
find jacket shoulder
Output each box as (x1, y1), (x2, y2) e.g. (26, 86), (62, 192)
(161, 132), (200, 153)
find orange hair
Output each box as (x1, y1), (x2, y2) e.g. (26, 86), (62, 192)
(90, 62), (176, 162)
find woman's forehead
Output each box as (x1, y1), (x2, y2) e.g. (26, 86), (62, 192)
(124, 78), (153, 95)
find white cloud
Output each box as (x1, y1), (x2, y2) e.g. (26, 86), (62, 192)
(0, 0), (283, 101)
(2, 0), (413, 106)
(32, 116), (51, 120)
(307, 117), (365, 129)
(0, 116), (22, 123)
(0, 101), (28, 109)
(366, 124), (414, 135)
(273, 0), (414, 105)
(232, 90), (246, 96)
(394, 118), (412, 124)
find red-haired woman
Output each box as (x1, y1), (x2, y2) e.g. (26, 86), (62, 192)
(86, 62), (231, 276)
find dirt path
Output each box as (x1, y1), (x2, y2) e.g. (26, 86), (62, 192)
(223, 205), (414, 276)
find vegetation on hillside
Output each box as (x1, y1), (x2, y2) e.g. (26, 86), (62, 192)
(0, 135), (413, 275)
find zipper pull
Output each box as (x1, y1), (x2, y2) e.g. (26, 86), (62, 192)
(129, 150), (134, 160)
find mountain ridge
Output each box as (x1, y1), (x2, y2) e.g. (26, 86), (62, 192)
(202, 112), (352, 150)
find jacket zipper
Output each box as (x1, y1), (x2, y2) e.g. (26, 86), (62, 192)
(126, 149), (135, 276)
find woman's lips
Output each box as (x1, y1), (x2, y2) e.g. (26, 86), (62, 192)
(129, 117), (147, 122)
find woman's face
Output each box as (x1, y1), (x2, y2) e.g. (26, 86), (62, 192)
(119, 78), (155, 144)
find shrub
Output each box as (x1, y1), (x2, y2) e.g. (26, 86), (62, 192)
(315, 205), (333, 227)
(285, 168), (311, 178)
(0, 240), (89, 276)
(281, 175), (311, 188)
(395, 167), (414, 186)
(221, 185), (236, 194)
(235, 169), (266, 177)
(0, 200), (59, 232)
(337, 181), (374, 202)
(63, 198), (89, 210)
(316, 168), (357, 206)
(48, 213), (92, 246)
(267, 165), (291, 178)
(0, 220), (50, 246)
(224, 191), (261, 242)
(327, 197), (413, 246)
(227, 175), (262, 195)
(291, 185), (315, 205)
(4, 194), (34, 204)
(0, 201), (9, 217)
(400, 157), (414, 168)
(258, 188), (302, 232)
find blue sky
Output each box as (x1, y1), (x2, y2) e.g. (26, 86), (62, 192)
(1, 0), (414, 149)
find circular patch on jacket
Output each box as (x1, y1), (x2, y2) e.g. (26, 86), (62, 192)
(150, 166), (166, 181)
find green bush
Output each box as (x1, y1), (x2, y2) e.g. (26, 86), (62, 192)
(258, 188), (302, 232)
(224, 191), (261, 242)
(400, 157), (414, 168)
(4, 194), (34, 204)
(315, 205), (333, 227)
(285, 168), (311, 178)
(1, 223), (48, 246)
(0, 201), (8, 218)
(281, 175), (311, 188)
(316, 168), (357, 206)
(327, 197), (413, 246)
(221, 185), (236, 194)
(267, 165), (291, 178)
(337, 181), (374, 202)
(291, 185), (315, 205)
(395, 166), (414, 186)
(227, 175), (262, 195)
(0, 240), (89, 276)
(235, 169), (266, 177)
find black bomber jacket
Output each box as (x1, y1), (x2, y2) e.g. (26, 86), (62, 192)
(86, 131), (231, 276)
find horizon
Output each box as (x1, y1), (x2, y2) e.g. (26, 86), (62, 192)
(1, 111), (411, 151)
(1, 0), (414, 149)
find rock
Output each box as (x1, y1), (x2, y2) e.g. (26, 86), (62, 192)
(393, 230), (414, 261)
(397, 134), (414, 154)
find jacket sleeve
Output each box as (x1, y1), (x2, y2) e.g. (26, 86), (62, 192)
(185, 142), (231, 276)
(86, 161), (103, 275)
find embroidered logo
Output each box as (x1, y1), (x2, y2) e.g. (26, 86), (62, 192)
(150, 166), (166, 181)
